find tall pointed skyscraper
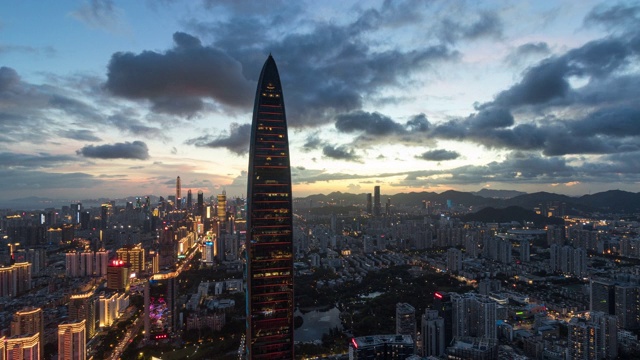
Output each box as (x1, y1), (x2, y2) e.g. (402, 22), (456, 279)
(246, 55), (294, 359)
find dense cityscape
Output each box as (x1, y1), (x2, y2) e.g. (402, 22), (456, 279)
(2, 1), (640, 359)
(1, 181), (640, 359)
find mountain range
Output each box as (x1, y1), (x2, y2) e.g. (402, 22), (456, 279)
(298, 189), (640, 214)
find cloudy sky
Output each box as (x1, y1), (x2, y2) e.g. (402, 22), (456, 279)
(0, 0), (639, 204)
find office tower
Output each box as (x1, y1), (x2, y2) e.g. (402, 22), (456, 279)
(159, 226), (176, 269)
(176, 176), (181, 209)
(69, 292), (96, 338)
(246, 55), (294, 359)
(217, 190), (227, 222)
(197, 190), (204, 218)
(422, 309), (445, 357)
(116, 244), (145, 274)
(591, 279), (616, 315)
(11, 307), (43, 356)
(147, 272), (179, 335)
(5, 333), (39, 360)
(396, 303), (416, 346)
(373, 186), (381, 217)
(107, 260), (130, 291)
(72, 203), (82, 225)
(366, 193), (372, 214)
(58, 320), (86, 360)
(349, 335), (414, 359)
(187, 189), (193, 211)
(100, 203), (111, 229)
(433, 292), (453, 346)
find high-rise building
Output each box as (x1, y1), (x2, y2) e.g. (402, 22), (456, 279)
(197, 190), (204, 218)
(58, 320), (86, 360)
(433, 292), (453, 347)
(71, 203), (82, 225)
(421, 309), (445, 357)
(100, 203), (111, 229)
(11, 307), (43, 356)
(447, 247), (463, 273)
(187, 189), (193, 211)
(396, 303), (416, 347)
(615, 284), (640, 330)
(69, 291), (96, 339)
(366, 193), (372, 214)
(246, 55), (294, 359)
(451, 293), (497, 339)
(95, 249), (109, 277)
(116, 244), (145, 274)
(591, 279), (616, 315)
(0, 262), (31, 298)
(176, 176), (182, 209)
(5, 333), (39, 360)
(373, 186), (381, 217)
(106, 260), (130, 291)
(217, 191), (227, 221)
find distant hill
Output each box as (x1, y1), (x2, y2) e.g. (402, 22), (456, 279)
(296, 189), (640, 214)
(460, 206), (564, 226)
(473, 189), (526, 199)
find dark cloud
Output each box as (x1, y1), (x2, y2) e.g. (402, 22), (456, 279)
(107, 111), (166, 139)
(58, 129), (102, 142)
(0, 169), (102, 191)
(77, 141), (150, 160)
(505, 42), (551, 66)
(335, 111), (404, 135)
(302, 135), (323, 151)
(322, 145), (361, 162)
(406, 114), (430, 132)
(584, 3), (640, 33)
(417, 149), (460, 161)
(185, 123), (250, 155)
(0, 152), (78, 168)
(105, 32), (253, 116)
(0, 67), (20, 92)
(188, 2), (459, 127)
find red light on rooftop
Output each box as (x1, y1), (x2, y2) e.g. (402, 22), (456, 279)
(434, 292), (443, 299)
(351, 338), (358, 349)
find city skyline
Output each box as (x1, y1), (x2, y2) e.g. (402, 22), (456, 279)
(1, 0), (639, 203)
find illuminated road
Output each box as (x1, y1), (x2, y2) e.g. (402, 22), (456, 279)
(110, 316), (143, 360)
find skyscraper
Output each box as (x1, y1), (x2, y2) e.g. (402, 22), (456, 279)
(246, 55), (294, 359)
(373, 186), (381, 217)
(176, 176), (182, 209)
(58, 320), (86, 360)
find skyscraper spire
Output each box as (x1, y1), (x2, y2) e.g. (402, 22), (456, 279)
(246, 55), (294, 359)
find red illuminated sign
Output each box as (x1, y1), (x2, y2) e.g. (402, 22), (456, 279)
(434, 292), (443, 299)
(351, 338), (358, 349)
(110, 260), (126, 267)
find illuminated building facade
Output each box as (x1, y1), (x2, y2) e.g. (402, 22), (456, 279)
(0, 262), (32, 297)
(246, 55), (294, 359)
(116, 244), (145, 274)
(10, 307), (43, 356)
(106, 260), (130, 291)
(58, 320), (86, 360)
(69, 292), (96, 338)
(5, 334), (39, 360)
